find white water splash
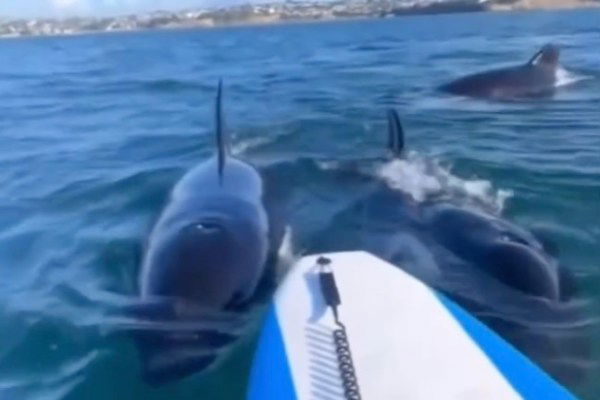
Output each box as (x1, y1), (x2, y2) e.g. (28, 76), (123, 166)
(375, 152), (512, 213)
(316, 160), (341, 171)
(275, 226), (299, 284)
(555, 66), (589, 88)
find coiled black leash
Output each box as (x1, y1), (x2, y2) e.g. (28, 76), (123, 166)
(317, 256), (362, 400)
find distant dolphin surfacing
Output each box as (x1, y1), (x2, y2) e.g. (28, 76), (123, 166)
(307, 110), (591, 386)
(439, 44), (562, 99)
(132, 81), (288, 385)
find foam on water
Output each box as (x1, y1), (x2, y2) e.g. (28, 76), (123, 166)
(374, 151), (513, 213)
(555, 66), (589, 88)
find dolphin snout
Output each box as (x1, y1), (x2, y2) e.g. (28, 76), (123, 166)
(539, 43), (560, 66)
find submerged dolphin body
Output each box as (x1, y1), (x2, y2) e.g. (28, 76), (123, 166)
(132, 81), (288, 385)
(307, 110), (591, 386)
(439, 44), (562, 99)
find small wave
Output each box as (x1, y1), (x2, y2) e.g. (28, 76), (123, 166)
(350, 43), (395, 52)
(0, 349), (95, 400)
(141, 78), (208, 92)
(374, 152), (512, 213)
(231, 136), (273, 155)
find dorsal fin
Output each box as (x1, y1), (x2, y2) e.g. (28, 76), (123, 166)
(526, 43), (559, 67)
(387, 109), (404, 158)
(215, 79), (229, 184)
(526, 48), (544, 66)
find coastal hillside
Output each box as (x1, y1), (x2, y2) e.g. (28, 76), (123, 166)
(1, 0), (598, 38)
(491, 0), (599, 10)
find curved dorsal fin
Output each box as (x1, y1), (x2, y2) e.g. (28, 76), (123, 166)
(387, 109), (404, 158)
(527, 48), (544, 65)
(215, 79), (229, 184)
(526, 43), (559, 67)
(527, 48), (544, 66)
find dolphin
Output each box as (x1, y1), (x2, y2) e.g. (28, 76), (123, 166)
(305, 109), (592, 386)
(132, 81), (289, 385)
(439, 44), (562, 99)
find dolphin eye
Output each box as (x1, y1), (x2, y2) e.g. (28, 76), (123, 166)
(194, 222), (221, 232)
(501, 232), (529, 246)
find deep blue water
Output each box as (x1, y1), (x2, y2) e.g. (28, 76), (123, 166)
(0, 8), (599, 400)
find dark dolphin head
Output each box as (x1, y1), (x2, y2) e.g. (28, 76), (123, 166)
(133, 81), (272, 385)
(140, 160), (269, 309)
(529, 43), (560, 68)
(425, 204), (562, 301)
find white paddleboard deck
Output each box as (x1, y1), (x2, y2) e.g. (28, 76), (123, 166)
(247, 251), (576, 400)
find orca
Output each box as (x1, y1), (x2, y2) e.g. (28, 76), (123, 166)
(439, 44), (562, 99)
(305, 109), (591, 386)
(133, 81), (288, 385)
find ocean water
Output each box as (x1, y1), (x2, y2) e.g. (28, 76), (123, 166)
(1, 8), (599, 400)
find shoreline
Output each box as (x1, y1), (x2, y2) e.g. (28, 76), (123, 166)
(490, 0), (599, 10)
(1, 2), (598, 41)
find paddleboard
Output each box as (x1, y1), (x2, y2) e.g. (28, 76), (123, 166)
(247, 251), (576, 400)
